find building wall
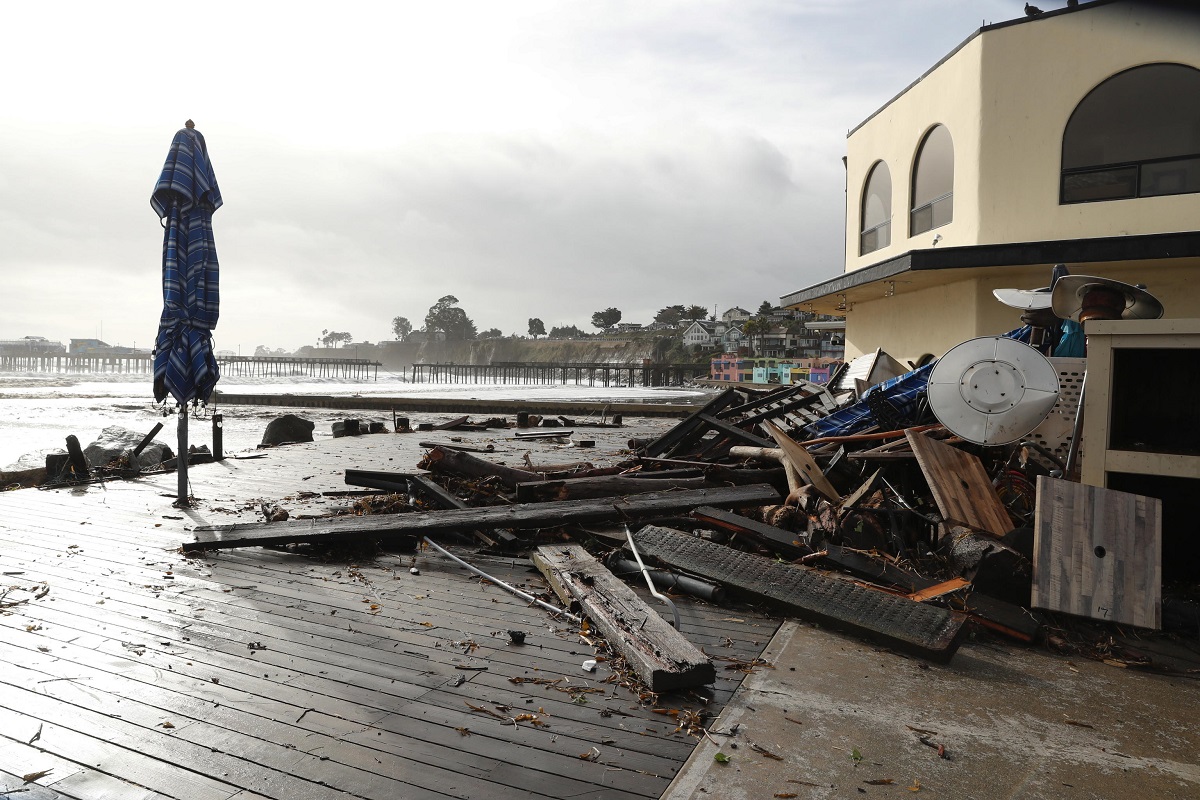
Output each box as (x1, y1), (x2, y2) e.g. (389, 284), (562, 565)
(843, 259), (1200, 365)
(976, 2), (1200, 245)
(844, 36), (985, 271)
(843, 3), (1200, 274)
(843, 279), (983, 364)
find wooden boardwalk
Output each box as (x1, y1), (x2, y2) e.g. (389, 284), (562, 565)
(0, 434), (779, 800)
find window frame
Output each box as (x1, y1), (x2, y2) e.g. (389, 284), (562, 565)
(1060, 63), (1200, 205)
(910, 124), (954, 235)
(859, 160), (892, 256)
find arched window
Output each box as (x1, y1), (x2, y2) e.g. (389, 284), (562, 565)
(1061, 63), (1200, 203)
(860, 161), (891, 255)
(911, 125), (954, 234)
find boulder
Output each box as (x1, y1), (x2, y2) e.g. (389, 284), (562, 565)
(83, 425), (175, 470)
(261, 414), (315, 446)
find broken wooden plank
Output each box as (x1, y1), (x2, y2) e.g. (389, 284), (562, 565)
(641, 388), (743, 457)
(185, 484), (781, 552)
(1031, 476), (1162, 629)
(532, 545), (715, 692)
(690, 506), (812, 559)
(905, 429), (1012, 537)
(632, 525), (967, 662)
(763, 421), (841, 502)
(514, 475), (713, 503)
(908, 578), (971, 602)
(416, 441), (497, 453)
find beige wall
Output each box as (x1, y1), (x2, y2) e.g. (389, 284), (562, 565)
(844, 38), (984, 272)
(843, 260), (1200, 366)
(843, 3), (1200, 276)
(976, 2), (1200, 245)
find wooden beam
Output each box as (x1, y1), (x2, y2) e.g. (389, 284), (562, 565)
(532, 545), (715, 692)
(185, 483), (781, 552)
(514, 475), (713, 503)
(690, 506), (812, 559)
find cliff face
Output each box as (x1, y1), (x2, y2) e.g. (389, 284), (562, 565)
(379, 337), (670, 368)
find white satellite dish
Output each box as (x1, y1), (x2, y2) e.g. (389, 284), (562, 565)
(927, 336), (1060, 445)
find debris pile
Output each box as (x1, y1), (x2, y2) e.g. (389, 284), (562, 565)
(184, 351), (1194, 686)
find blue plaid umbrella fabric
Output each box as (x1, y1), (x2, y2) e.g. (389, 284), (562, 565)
(151, 124), (223, 405)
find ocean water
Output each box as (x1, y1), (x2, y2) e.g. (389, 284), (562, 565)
(0, 373), (709, 470)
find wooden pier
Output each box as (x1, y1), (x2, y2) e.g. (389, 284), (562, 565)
(0, 433), (777, 800)
(410, 361), (709, 387)
(0, 353), (381, 380)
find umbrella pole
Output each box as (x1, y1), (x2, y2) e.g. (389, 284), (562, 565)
(177, 405), (189, 505)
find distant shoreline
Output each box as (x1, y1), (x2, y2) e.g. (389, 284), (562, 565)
(211, 392), (704, 417)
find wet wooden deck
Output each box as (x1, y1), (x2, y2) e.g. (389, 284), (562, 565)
(0, 432), (779, 800)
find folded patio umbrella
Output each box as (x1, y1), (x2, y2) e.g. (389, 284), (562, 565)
(151, 120), (222, 406)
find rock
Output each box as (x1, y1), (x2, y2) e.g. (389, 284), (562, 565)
(261, 414), (315, 446)
(83, 425), (174, 470)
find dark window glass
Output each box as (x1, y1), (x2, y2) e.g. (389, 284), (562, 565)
(911, 125), (954, 234)
(1061, 63), (1200, 203)
(860, 161), (891, 255)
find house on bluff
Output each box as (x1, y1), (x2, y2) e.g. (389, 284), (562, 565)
(781, 0), (1200, 366)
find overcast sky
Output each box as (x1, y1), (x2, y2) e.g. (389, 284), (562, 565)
(1, 0), (1026, 353)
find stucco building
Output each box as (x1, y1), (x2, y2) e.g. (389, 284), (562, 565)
(781, 0), (1200, 365)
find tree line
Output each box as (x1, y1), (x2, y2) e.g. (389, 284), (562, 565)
(309, 297), (763, 349)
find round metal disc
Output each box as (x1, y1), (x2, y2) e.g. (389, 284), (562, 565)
(1050, 274), (1165, 322)
(992, 287), (1053, 311)
(927, 337), (1059, 445)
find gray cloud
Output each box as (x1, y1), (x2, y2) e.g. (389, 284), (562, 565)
(0, 0), (1022, 351)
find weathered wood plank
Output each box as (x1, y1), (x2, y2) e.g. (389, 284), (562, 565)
(906, 429), (1013, 536)
(763, 421), (841, 501)
(689, 506), (812, 559)
(1031, 476), (1162, 629)
(514, 474), (713, 503)
(185, 484), (780, 551)
(632, 525), (968, 662)
(533, 545), (715, 692)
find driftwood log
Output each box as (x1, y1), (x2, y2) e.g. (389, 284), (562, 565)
(420, 446), (540, 489)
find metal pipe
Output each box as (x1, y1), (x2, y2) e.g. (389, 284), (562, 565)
(624, 525), (681, 629)
(420, 536), (581, 624)
(1064, 372), (1087, 478)
(606, 556), (725, 604)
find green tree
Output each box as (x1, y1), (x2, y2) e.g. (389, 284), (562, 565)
(741, 318), (767, 356)
(758, 300), (775, 316)
(591, 307), (622, 330)
(528, 318), (546, 339)
(654, 305), (686, 325)
(478, 327), (504, 339)
(391, 316), (413, 341)
(683, 304), (709, 321)
(549, 324), (587, 339)
(321, 331), (353, 347)
(425, 295), (477, 341)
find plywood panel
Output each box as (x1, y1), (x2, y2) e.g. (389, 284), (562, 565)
(1031, 476), (1162, 629)
(905, 430), (1013, 537)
